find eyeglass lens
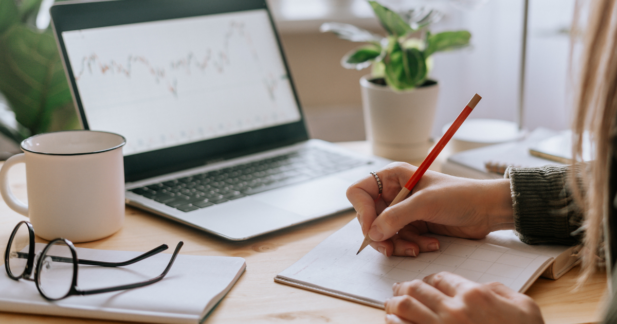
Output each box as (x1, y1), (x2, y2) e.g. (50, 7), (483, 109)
(7, 222), (30, 278)
(37, 241), (74, 300)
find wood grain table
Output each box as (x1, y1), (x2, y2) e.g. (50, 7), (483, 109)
(0, 142), (607, 324)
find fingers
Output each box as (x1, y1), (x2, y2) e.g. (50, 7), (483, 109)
(347, 172), (387, 234)
(349, 190), (377, 234)
(484, 282), (542, 317)
(368, 193), (426, 241)
(385, 295), (437, 324)
(370, 239), (394, 256)
(392, 280), (446, 312)
(372, 224), (440, 257)
(347, 163), (414, 236)
(370, 233), (424, 257)
(397, 226), (440, 252)
(423, 272), (474, 297)
(391, 236), (419, 257)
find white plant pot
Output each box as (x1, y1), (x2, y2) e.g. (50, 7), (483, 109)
(360, 75), (439, 161)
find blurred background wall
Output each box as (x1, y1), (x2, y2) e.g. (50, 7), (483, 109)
(270, 0), (575, 141)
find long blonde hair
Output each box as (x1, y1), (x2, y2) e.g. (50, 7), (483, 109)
(572, 0), (617, 283)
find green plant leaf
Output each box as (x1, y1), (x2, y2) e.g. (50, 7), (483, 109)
(347, 47), (380, 63)
(406, 47), (427, 86)
(384, 40), (427, 90)
(371, 61), (385, 78)
(0, 0), (19, 33)
(0, 25), (79, 134)
(342, 45), (381, 70)
(425, 30), (471, 57)
(402, 38), (425, 50)
(369, 1), (413, 37)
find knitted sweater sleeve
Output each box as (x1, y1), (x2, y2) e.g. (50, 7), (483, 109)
(505, 165), (584, 246)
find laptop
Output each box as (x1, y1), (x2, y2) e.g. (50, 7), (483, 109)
(50, 0), (390, 241)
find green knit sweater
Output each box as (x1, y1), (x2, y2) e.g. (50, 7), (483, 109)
(507, 166), (615, 323)
(507, 166), (584, 246)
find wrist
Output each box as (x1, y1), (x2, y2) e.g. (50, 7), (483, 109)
(483, 179), (515, 231)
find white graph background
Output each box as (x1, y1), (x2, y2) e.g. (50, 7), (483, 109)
(63, 10), (301, 155)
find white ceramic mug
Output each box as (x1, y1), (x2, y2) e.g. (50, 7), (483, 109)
(0, 130), (126, 243)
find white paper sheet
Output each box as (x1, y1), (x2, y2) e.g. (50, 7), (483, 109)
(276, 221), (568, 308)
(0, 244), (245, 323)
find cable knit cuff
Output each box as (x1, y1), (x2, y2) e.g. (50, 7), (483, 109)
(505, 165), (583, 246)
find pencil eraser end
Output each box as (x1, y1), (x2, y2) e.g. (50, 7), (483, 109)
(467, 94), (482, 110)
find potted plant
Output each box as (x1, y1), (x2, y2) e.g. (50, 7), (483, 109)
(321, 1), (471, 161)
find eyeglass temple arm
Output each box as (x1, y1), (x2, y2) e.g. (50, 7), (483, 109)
(77, 241), (183, 296)
(16, 244), (170, 267)
(77, 244), (170, 267)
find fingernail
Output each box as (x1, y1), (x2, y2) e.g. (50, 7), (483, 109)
(428, 242), (439, 251)
(377, 246), (386, 255)
(369, 225), (384, 241)
(405, 249), (416, 257)
(392, 282), (400, 291)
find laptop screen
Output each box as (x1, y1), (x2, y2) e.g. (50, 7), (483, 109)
(61, 9), (301, 156)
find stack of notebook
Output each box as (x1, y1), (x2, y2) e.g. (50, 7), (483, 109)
(0, 244), (246, 323)
(276, 220), (579, 308)
(441, 128), (564, 179)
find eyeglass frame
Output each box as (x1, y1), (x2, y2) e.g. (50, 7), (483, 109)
(4, 220), (183, 301)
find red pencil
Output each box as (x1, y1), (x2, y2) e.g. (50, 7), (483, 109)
(357, 93), (482, 255)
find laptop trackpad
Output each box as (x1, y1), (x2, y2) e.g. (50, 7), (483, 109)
(252, 177), (352, 217)
(187, 199), (306, 240)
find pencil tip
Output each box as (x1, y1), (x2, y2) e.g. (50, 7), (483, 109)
(356, 237), (371, 255)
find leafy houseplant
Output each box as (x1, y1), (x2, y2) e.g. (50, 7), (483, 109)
(321, 1), (471, 91)
(0, 0), (78, 142)
(321, 1), (472, 161)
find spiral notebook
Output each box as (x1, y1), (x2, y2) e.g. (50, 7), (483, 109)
(275, 220), (579, 308)
(0, 244), (246, 323)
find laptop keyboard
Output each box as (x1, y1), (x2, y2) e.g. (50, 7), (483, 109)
(129, 148), (369, 212)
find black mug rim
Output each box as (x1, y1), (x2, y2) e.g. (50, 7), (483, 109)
(20, 130), (126, 156)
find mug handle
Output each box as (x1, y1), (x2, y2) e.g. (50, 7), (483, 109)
(0, 153), (28, 216)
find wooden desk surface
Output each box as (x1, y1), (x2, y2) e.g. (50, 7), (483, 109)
(0, 142), (607, 324)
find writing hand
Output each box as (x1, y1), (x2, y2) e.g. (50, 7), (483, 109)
(346, 162), (514, 257)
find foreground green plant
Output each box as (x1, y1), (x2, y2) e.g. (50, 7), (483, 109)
(321, 1), (471, 91)
(0, 0), (78, 137)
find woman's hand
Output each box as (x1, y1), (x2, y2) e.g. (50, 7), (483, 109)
(385, 272), (543, 324)
(346, 162), (514, 256)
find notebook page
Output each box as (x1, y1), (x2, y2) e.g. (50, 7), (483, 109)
(482, 229), (580, 280)
(277, 220), (553, 308)
(483, 229), (573, 258)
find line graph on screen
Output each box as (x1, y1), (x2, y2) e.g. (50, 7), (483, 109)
(62, 10), (301, 155)
(72, 21), (286, 100)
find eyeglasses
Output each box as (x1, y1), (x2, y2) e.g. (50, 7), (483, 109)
(4, 221), (183, 301)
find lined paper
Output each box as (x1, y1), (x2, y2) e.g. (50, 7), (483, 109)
(277, 220), (559, 308)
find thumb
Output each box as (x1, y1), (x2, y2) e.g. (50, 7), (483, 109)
(368, 195), (420, 241)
